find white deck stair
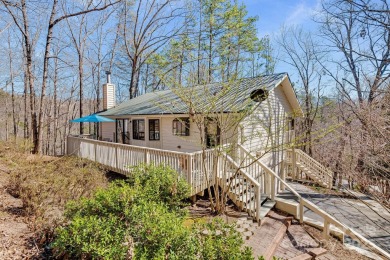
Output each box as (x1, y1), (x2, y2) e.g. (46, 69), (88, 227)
(284, 149), (333, 188)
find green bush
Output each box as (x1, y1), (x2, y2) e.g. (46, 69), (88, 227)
(130, 164), (190, 211)
(54, 215), (128, 259)
(53, 164), (255, 259)
(190, 219), (254, 260)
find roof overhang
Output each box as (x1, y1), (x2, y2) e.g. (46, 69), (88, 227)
(279, 75), (304, 117)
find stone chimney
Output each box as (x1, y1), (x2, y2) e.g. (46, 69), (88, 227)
(103, 71), (115, 110)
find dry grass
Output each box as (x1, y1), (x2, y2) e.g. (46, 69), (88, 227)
(0, 140), (109, 234)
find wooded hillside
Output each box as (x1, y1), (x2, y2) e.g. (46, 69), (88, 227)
(0, 0), (389, 204)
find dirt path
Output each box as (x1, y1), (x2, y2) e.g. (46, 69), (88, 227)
(0, 169), (37, 259)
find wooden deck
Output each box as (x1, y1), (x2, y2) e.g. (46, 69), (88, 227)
(66, 136), (390, 259)
(67, 136), (215, 196)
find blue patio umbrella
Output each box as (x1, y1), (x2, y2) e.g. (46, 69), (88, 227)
(70, 114), (115, 123)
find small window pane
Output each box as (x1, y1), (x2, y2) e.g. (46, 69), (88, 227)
(149, 119), (160, 140)
(133, 119), (145, 140)
(172, 118), (190, 136)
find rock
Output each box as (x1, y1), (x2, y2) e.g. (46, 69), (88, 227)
(243, 231), (252, 240)
(236, 228), (245, 233)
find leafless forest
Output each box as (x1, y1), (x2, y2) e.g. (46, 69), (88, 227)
(0, 0), (389, 204)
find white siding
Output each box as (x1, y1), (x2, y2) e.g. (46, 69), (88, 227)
(100, 115), (202, 152)
(241, 84), (293, 171)
(160, 117), (202, 152)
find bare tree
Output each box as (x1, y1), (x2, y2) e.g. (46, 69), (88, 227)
(120, 0), (185, 98)
(1, 0), (121, 153)
(276, 26), (324, 156)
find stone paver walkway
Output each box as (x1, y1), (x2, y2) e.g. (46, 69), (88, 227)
(278, 182), (390, 253)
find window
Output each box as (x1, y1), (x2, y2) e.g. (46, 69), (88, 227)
(287, 117), (295, 130)
(250, 88), (269, 102)
(149, 119), (160, 140)
(132, 119), (145, 140)
(172, 118), (190, 136)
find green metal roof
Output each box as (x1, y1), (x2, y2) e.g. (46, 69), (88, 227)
(99, 73), (288, 116)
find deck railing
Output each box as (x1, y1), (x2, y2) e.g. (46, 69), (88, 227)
(285, 149), (333, 188)
(67, 136), (214, 196)
(237, 144), (390, 259)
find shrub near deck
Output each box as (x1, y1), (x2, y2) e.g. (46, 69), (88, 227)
(53, 164), (255, 260)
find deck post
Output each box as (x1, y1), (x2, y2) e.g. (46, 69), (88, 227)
(256, 184), (261, 225)
(115, 145), (119, 170)
(292, 148), (297, 179)
(145, 150), (150, 164)
(271, 175), (275, 200)
(188, 154), (193, 194)
(94, 142), (97, 161)
(323, 219), (330, 239)
(280, 161), (285, 191)
(299, 199), (304, 224)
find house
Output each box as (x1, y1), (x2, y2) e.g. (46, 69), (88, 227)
(67, 72), (331, 223)
(98, 73), (301, 165)
(66, 73), (390, 259)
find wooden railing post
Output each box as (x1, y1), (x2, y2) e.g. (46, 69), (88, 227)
(115, 145), (119, 170)
(271, 175), (275, 200)
(145, 150), (150, 164)
(280, 161), (285, 191)
(94, 142), (97, 161)
(292, 148), (297, 179)
(323, 219), (330, 239)
(299, 199), (304, 224)
(256, 184), (261, 224)
(188, 154), (193, 194)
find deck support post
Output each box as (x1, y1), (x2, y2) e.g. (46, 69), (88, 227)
(292, 147), (297, 179)
(256, 185), (261, 225)
(271, 175), (275, 200)
(190, 195), (197, 204)
(299, 199), (304, 224)
(323, 220), (330, 239)
(280, 161), (285, 191)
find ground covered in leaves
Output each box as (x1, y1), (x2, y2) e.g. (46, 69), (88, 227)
(0, 140), (110, 258)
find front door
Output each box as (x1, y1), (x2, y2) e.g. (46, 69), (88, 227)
(205, 118), (220, 148)
(116, 119), (130, 144)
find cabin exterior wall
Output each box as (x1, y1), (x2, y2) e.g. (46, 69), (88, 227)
(240, 84), (293, 171)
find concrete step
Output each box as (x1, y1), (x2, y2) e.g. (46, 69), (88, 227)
(259, 200), (276, 219)
(288, 253), (312, 260)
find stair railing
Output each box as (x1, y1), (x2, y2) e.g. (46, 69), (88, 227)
(286, 149), (333, 188)
(222, 153), (262, 223)
(238, 144), (390, 260)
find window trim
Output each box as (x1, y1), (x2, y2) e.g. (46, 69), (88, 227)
(172, 118), (190, 136)
(149, 119), (160, 141)
(132, 119), (145, 140)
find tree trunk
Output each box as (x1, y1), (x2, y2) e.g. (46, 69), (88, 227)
(21, 0), (38, 153)
(130, 58), (138, 99)
(79, 52), (84, 134)
(8, 33), (18, 139)
(35, 0), (58, 154)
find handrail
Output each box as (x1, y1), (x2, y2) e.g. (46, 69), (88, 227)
(69, 136), (194, 156)
(238, 144), (301, 199)
(237, 144), (390, 259)
(225, 154), (261, 186)
(291, 149), (333, 178)
(285, 149), (333, 188)
(224, 153), (261, 223)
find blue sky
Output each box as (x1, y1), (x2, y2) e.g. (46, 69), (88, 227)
(243, 0), (322, 84)
(244, 0), (320, 37)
